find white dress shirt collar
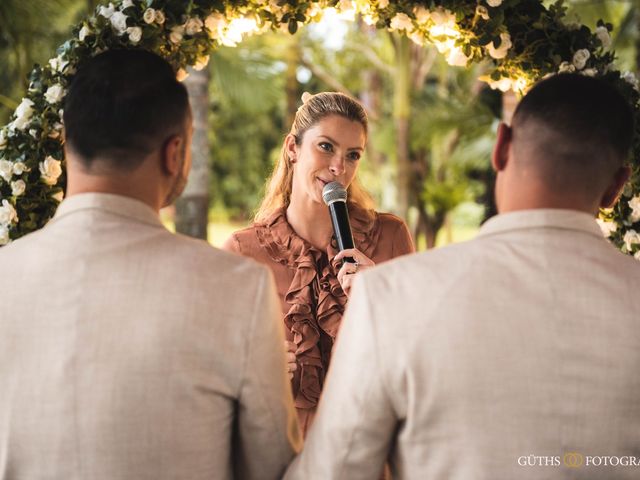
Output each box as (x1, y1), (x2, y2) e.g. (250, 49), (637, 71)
(53, 192), (164, 228)
(478, 208), (604, 240)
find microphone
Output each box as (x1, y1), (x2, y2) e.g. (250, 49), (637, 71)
(322, 181), (356, 264)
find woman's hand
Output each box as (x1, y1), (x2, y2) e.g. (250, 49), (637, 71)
(334, 248), (375, 297)
(285, 340), (297, 380)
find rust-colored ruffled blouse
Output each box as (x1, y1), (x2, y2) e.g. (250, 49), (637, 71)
(223, 206), (415, 434)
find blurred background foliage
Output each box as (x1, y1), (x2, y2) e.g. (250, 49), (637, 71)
(1, 0), (638, 248)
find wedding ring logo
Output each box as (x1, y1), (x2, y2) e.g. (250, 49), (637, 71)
(563, 452), (584, 468)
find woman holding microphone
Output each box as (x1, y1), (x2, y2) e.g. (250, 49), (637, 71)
(223, 91), (414, 436)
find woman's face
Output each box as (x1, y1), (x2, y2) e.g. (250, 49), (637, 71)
(288, 114), (366, 206)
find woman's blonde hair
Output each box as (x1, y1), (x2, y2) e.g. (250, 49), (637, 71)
(254, 92), (376, 222)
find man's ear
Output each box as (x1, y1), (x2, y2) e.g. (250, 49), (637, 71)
(492, 122), (512, 172)
(161, 135), (184, 176)
(600, 165), (631, 208)
(284, 133), (297, 163)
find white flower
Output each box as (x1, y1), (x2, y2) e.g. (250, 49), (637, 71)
(379, 0), (389, 8)
(488, 77), (513, 92)
(0, 199), (18, 226)
(487, 32), (512, 59)
(476, 6), (490, 20)
(205, 13), (225, 38)
(110, 11), (128, 35)
(155, 10), (165, 24)
(337, 0), (355, 14)
(622, 71), (640, 91)
(596, 26), (611, 49)
(176, 69), (189, 82)
(0, 129), (6, 149)
(11, 180), (25, 197)
(12, 162), (27, 175)
(193, 55), (210, 71)
(572, 48), (590, 70)
(558, 61), (576, 73)
(170, 26), (184, 44)
(143, 8), (156, 24)
(623, 229), (640, 250)
(39, 156), (63, 186)
(49, 55), (69, 73)
(628, 195), (640, 223)
(413, 6), (430, 23)
(45, 84), (65, 105)
(446, 47), (470, 67)
(564, 21), (581, 31)
(79, 25), (91, 41)
(127, 26), (142, 44)
(408, 31), (425, 46)
(390, 13), (413, 32)
(10, 98), (34, 131)
(29, 129), (38, 139)
(362, 14), (377, 26)
(48, 122), (63, 139)
(430, 8), (456, 28)
(0, 226), (9, 246)
(51, 191), (64, 202)
(121, 0), (134, 9)
(305, 4), (322, 18)
(98, 3), (115, 19)
(581, 67), (597, 77)
(596, 218), (617, 238)
(487, 0), (502, 6)
(0, 160), (13, 182)
(185, 17), (204, 36)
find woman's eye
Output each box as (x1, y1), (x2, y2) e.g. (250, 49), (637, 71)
(348, 152), (361, 161)
(319, 142), (333, 152)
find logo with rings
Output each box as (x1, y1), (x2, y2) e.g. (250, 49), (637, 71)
(563, 452), (585, 468)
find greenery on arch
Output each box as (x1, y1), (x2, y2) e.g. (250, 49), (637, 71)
(0, 0), (639, 255)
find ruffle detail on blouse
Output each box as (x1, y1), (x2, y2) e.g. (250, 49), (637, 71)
(255, 206), (380, 409)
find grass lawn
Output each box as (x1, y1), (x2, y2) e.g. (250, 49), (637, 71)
(208, 221), (480, 250)
(163, 218), (480, 250)
(162, 210), (481, 250)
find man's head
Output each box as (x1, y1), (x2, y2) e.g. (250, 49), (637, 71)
(63, 49), (192, 208)
(493, 73), (634, 214)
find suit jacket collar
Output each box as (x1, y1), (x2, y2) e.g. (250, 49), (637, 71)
(478, 208), (603, 240)
(53, 193), (164, 228)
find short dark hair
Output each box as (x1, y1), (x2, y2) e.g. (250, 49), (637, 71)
(513, 74), (635, 172)
(64, 49), (190, 171)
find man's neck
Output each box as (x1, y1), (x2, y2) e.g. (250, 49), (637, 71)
(64, 153), (166, 212)
(498, 188), (598, 216)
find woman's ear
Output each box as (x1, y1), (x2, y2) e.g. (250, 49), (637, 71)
(284, 133), (298, 163)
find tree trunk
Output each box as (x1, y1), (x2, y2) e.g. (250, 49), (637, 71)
(425, 209), (446, 249)
(636, 6), (640, 71)
(175, 67), (210, 240)
(284, 36), (301, 130)
(359, 23), (384, 170)
(392, 34), (412, 221)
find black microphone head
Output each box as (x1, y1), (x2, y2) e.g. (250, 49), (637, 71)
(322, 181), (347, 205)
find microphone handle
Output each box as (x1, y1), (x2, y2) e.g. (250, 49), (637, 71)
(328, 200), (356, 264)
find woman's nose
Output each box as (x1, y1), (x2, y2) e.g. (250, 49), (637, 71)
(329, 155), (345, 176)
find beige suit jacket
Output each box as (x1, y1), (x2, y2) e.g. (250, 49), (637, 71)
(0, 193), (300, 480)
(286, 209), (640, 479)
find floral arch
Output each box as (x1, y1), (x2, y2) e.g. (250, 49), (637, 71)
(0, 0), (639, 255)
